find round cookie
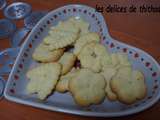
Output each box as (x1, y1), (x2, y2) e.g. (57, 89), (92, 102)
(26, 63), (61, 100)
(78, 42), (110, 72)
(58, 52), (76, 75)
(69, 69), (106, 106)
(110, 66), (147, 104)
(32, 43), (64, 62)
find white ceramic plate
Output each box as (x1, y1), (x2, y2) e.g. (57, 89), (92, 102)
(4, 4), (160, 117)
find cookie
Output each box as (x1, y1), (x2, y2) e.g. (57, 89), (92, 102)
(26, 63), (61, 100)
(51, 20), (80, 33)
(58, 52), (76, 75)
(32, 43), (64, 62)
(73, 32), (100, 55)
(56, 68), (79, 93)
(110, 66), (147, 104)
(43, 29), (79, 51)
(101, 53), (131, 101)
(101, 54), (113, 70)
(78, 42), (109, 72)
(69, 69), (106, 106)
(117, 53), (131, 67)
(101, 53), (131, 70)
(68, 17), (89, 35)
(101, 67), (117, 101)
(43, 20), (80, 51)
(110, 53), (120, 67)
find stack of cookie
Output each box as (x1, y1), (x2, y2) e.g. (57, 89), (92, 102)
(26, 17), (147, 106)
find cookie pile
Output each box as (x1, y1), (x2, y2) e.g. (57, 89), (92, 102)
(26, 17), (147, 106)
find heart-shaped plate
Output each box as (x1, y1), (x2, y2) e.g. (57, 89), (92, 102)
(4, 4), (160, 117)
